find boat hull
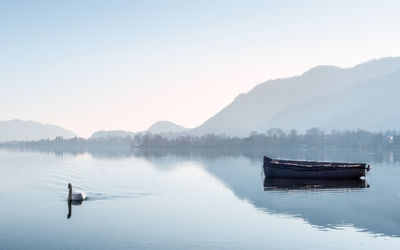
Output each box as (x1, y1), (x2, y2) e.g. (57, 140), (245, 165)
(263, 156), (368, 179)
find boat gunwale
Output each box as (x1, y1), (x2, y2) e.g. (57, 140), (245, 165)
(270, 161), (366, 169)
(265, 156), (368, 170)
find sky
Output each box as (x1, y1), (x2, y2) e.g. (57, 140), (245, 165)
(1, 0), (400, 137)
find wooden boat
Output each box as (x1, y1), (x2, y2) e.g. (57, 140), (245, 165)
(263, 156), (370, 179)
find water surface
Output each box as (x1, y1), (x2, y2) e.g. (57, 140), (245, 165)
(1, 148), (400, 249)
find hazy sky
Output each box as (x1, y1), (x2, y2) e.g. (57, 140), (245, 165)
(1, 0), (400, 137)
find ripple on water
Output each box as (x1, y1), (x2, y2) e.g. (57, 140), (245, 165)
(86, 192), (152, 201)
(56, 191), (152, 201)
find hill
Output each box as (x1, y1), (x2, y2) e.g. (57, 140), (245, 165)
(0, 119), (76, 142)
(268, 69), (400, 132)
(147, 121), (189, 134)
(189, 57), (400, 136)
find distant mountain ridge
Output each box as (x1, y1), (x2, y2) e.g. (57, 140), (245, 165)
(267, 69), (400, 132)
(188, 57), (400, 136)
(0, 119), (76, 142)
(88, 121), (189, 139)
(147, 121), (189, 134)
(4, 57), (400, 141)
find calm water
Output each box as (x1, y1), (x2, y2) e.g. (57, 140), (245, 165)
(1, 148), (400, 249)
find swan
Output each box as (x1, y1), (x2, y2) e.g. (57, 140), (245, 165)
(68, 183), (87, 201)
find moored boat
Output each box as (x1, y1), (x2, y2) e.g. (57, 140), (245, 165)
(263, 156), (369, 179)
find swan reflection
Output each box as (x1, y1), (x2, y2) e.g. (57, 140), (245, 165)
(67, 200), (84, 219)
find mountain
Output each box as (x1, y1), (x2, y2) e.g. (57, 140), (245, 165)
(0, 119), (76, 142)
(268, 69), (400, 132)
(147, 121), (189, 134)
(189, 57), (400, 136)
(90, 130), (135, 139)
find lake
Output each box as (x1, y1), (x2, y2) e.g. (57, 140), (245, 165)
(1, 147), (400, 249)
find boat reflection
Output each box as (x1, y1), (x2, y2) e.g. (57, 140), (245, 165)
(264, 177), (368, 190)
(67, 200), (83, 219)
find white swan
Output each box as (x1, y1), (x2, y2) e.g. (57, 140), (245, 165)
(68, 183), (87, 201)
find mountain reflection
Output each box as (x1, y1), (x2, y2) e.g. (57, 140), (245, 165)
(199, 154), (400, 238)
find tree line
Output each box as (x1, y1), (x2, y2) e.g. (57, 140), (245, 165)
(133, 128), (399, 148)
(2, 128), (400, 150)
